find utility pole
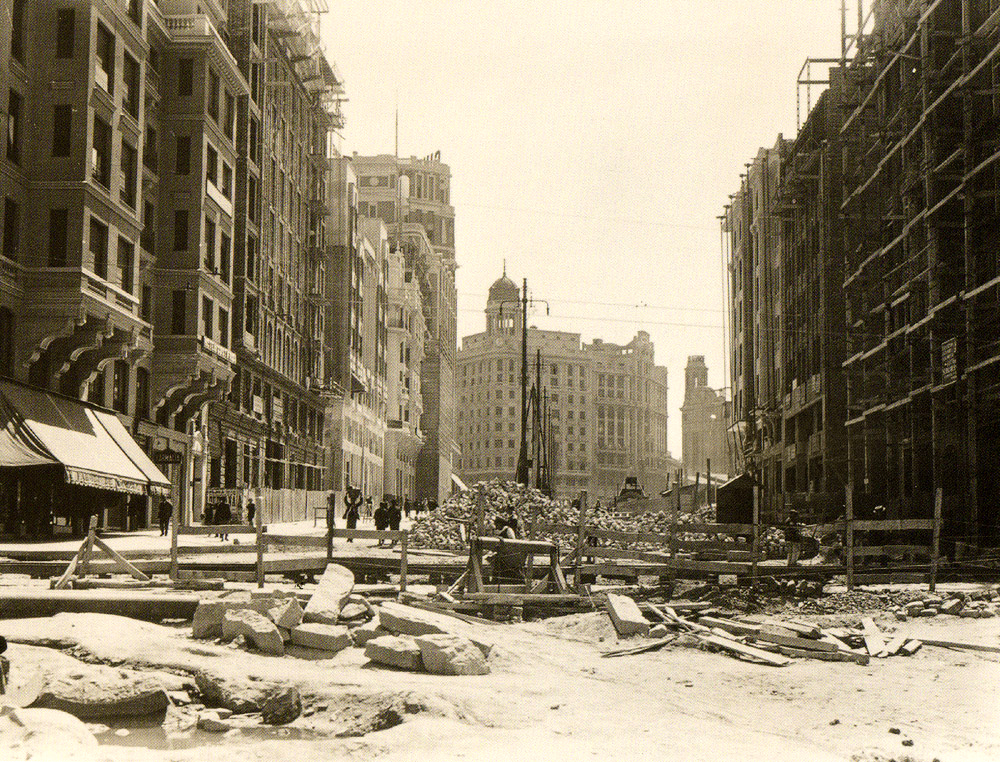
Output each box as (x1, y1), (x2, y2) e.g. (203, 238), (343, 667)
(533, 348), (543, 490)
(541, 387), (551, 496)
(516, 278), (530, 485)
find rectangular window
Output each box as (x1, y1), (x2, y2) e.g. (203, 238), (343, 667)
(171, 289), (186, 334)
(144, 126), (157, 172)
(56, 8), (75, 58)
(112, 359), (129, 414)
(222, 162), (233, 199)
(117, 236), (134, 294)
(53, 104), (72, 157)
(123, 53), (140, 118)
(175, 135), (190, 175)
(140, 201), (154, 252)
(219, 308), (229, 348)
(7, 90), (22, 164)
(220, 232), (231, 283)
(91, 116), (111, 188)
(120, 140), (137, 208)
(202, 295), (213, 340)
(48, 209), (69, 267)
(206, 144), (217, 186)
(90, 217), (108, 279)
(177, 58), (193, 97)
(11, 0), (26, 62)
(208, 69), (220, 121)
(224, 91), (235, 140)
(135, 367), (149, 419)
(95, 24), (114, 94)
(249, 117), (259, 165)
(2, 199), (19, 261)
(141, 284), (151, 322)
(173, 209), (188, 251)
(204, 217), (216, 271)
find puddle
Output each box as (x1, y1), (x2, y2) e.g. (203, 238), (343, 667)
(94, 715), (325, 750)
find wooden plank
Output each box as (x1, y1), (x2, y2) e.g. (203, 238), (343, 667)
(52, 534), (91, 590)
(328, 528), (404, 541)
(477, 537), (556, 553)
(91, 537), (151, 582)
(757, 631), (839, 652)
(916, 638), (1000, 654)
(698, 634), (791, 666)
(884, 636), (907, 656)
(900, 639), (922, 655)
(861, 617), (888, 657)
(677, 523), (756, 535)
(459, 592), (583, 605)
(773, 619), (822, 639)
(698, 616), (760, 636)
(777, 645), (870, 664)
(851, 519), (936, 531)
(575, 490), (588, 592)
(178, 524), (261, 535)
(851, 545), (932, 557)
(265, 534), (328, 547)
(602, 638), (675, 658)
(584, 528), (672, 545)
(582, 547), (672, 562)
(532, 522), (578, 536)
(78, 517), (98, 579)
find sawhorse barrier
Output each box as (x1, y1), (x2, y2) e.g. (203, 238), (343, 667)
(325, 526), (409, 591)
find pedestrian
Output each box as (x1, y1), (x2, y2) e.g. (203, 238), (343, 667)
(158, 497), (173, 537)
(785, 508), (802, 567)
(215, 499), (232, 541)
(0, 635), (8, 695)
(403, 498), (411, 519)
(364, 496), (373, 519)
(387, 498), (402, 546)
(344, 490), (360, 542)
(203, 501), (215, 529)
(246, 498), (256, 527)
(374, 499), (388, 546)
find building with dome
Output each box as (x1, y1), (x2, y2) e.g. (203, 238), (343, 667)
(456, 273), (673, 499)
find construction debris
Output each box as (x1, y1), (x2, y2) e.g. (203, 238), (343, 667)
(605, 593), (650, 638)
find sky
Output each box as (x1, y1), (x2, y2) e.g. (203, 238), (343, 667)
(322, 1), (850, 456)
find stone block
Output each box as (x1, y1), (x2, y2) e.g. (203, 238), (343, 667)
(919, 608), (938, 617)
(415, 634), (490, 675)
(364, 635), (423, 671)
(192, 596), (275, 639)
(959, 609), (980, 618)
(350, 620), (388, 647)
(302, 564), (354, 625)
(940, 598), (964, 615)
(904, 601), (924, 616)
(649, 624), (670, 638)
(222, 609), (284, 656)
(197, 711), (231, 732)
(268, 597), (304, 630)
(261, 687), (301, 725)
(605, 593), (650, 638)
(377, 602), (493, 656)
(33, 666), (170, 721)
(194, 672), (270, 714)
(289, 623), (352, 654)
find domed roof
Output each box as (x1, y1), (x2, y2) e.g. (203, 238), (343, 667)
(488, 273), (519, 304)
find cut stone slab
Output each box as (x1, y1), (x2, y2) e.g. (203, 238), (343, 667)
(364, 635), (424, 671)
(0, 707), (99, 759)
(194, 672), (272, 714)
(377, 602), (494, 656)
(222, 609), (284, 656)
(302, 564), (354, 625)
(268, 597), (304, 629)
(192, 596), (277, 639)
(605, 593), (650, 638)
(904, 601), (924, 616)
(32, 665), (170, 720)
(289, 623), (352, 654)
(261, 686), (301, 725)
(350, 620), (388, 648)
(941, 598), (964, 615)
(415, 634), (490, 675)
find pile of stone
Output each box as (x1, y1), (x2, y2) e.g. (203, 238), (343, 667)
(893, 587), (999, 620)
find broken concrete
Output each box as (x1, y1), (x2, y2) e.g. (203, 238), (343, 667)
(377, 602), (493, 656)
(302, 564), (354, 625)
(192, 595), (276, 639)
(194, 672), (273, 714)
(364, 635), (424, 671)
(262, 686), (302, 725)
(221, 609), (284, 656)
(415, 634), (490, 675)
(289, 623), (353, 654)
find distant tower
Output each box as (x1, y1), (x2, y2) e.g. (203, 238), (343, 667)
(485, 269), (521, 337)
(681, 355), (732, 477)
(685, 355), (709, 397)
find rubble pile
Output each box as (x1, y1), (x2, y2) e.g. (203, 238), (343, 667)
(409, 480), (782, 552)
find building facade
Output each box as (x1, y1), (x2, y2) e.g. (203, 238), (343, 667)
(680, 355), (733, 480)
(457, 275), (671, 500)
(0, 0), (341, 526)
(350, 153), (458, 502)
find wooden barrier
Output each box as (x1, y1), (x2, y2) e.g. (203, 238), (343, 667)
(325, 526), (409, 591)
(171, 522), (266, 585)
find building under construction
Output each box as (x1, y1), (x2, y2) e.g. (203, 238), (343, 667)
(840, 0), (1000, 547)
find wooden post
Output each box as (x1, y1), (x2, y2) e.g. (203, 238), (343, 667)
(79, 515), (98, 580)
(668, 471), (679, 589)
(326, 503), (334, 563)
(475, 484), (486, 537)
(399, 530), (408, 593)
(930, 487), (942, 592)
(574, 490), (588, 593)
(255, 496), (265, 588)
(169, 499), (179, 581)
(706, 458), (712, 508)
(846, 484), (855, 591)
(751, 482), (760, 587)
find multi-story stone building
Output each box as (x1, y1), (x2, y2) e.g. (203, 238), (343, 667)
(350, 153), (458, 502)
(0, 0), (341, 527)
(680, 356), (734, 480)
(457, 274), (671, 500)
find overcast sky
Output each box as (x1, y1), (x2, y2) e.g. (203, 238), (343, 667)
(322, 1), (849, 456)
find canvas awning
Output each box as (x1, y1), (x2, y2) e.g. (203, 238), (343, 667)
(0, 379), (171, 496)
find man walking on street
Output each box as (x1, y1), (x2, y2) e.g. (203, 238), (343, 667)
(158, 497), (173, 537)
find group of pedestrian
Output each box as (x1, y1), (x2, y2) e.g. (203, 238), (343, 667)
(204, 498), (233, 541)
(374, 497), (402, 546)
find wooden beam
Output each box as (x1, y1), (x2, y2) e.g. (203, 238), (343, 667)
(575, 490), (588, 593)
(91, 537), (151, 582)
(602, 638), (676, 658)
(698, 634), (791, 666)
